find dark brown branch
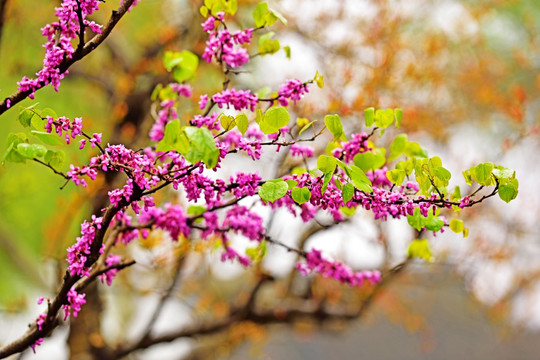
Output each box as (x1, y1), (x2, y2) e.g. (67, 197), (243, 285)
(0, 0), (137, 116)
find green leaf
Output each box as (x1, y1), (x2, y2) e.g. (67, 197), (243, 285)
(285, 179), (298, 189)
(188, 205), (206, 216)
(44, 150), (65, 167)
(324, 114), (345, 141)
(260, 107), (290, 134)
(449, 219), (464, 233)
(321, 171), (332, 193)
(374, 109), (394, 129)
(389, 134), (408, 161)
(364, 107), (375, 127)
(200, 6), (209, 17)
(253, 2), (269, 27)
(17, 109), (34, 128)
(298, 120), (316, 136)
(236, 114), (248, 136)
(259, 179), (288, 203)
(342, 182), (354, 203)
(353, 151), (385, 172)
(269, 7), (287, 25)
(291, 187), (311, 205)
(386, 169), (406, 186)
(404, 141), (428, 158)
(31, 131), (64, 146)
(395, 108), (403, 128)
(16, 143), (47, 159)
(317, 155), (337, 173)
(434, 166), (451, 182)
(3, 133), (27, 163)
(407, 207), (424, 231)
(492, 166), (515, 183)
(184, 126), (220, 168)
(157, 119), (189, 153)
(407, 239), (433, 262)
(258, 32), (280, 55)
(424, 214), (444, 232)
(283, 45), (291, 59)
(164, 51), (199, 82)
(349, 165), (373, 193)
(498, 182), (518, 203)
(474, 162), (494, 185)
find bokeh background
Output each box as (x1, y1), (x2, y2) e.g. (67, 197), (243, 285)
(1, 0), (539, 359)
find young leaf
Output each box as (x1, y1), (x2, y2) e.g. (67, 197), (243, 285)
(16, 143), (47, 159)
(260, 107), (289, 134)
(184, 126), (220, 168)
(291, 187), (311, 205)
(342, 182), (354, 203)
(259, 179), (289, 203)
(317, 155), (337, 173)
(321, 171), (332, 193)
(386, 169), (406, 186)
(389, 134), (408, 161)
(31, 131), (64, 146)
(407, 239), (433, 262)
(449, 219), (464, 233)
(474, 162), (494, 184)
(364, 107), (375, 127)
(349, 165), (373, 193)
(235, 114), (248, 136)
(324, 114), (345, 141)
(395, 108), (403, 128)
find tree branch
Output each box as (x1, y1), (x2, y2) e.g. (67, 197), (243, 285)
(0, 0), (137, 116)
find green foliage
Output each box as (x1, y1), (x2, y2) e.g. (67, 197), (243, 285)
(317, 155), (337, 173)
(253, 2), (287, 28)
(324, 114), (345, 141)
(259, 178), (289, 202)
(348, 165), (373, 193)
(353, 149), (385, 172)
(291, 186), (311, 205)
(407, 238), (433, 262)
(183, 127), (220, 168)
(201, 0), (238, 16)
(157, 120), (219, 168)
(389, 134), (408, 161)
(258, 32), (280, 56)
(386, 169), (406, 186)
(407, 207), (444, 232)
(259, 107), (290, 134)
(342, 182), (354, 203)
(163, 50), (199, 83)
(236, 114), (248, 136)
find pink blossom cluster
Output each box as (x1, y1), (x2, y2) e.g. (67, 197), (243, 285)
(223, 205), (265, 241)
(333, 132), (371, 163)
(62, 287), (86, 321)
(212, 88), (259, 111)
(18, 0), (103, 97)
(297, 249), (382, 287)
(277, 79), (310, 106)
(221, 240), (251, 266)
(202, 16), (253, 68)
(99, 254), (122, 286)
(66, 215), (102, 277)
(289, 144), (314, 158)
(192, 113), (220, 130)
(367, 168), (392, 188)
(229, 172), (262, 198)
(139, 203), (190, 240)
(43, 115), (102, 149)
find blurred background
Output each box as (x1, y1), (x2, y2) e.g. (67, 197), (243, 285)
(0, 0), (539, 359)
